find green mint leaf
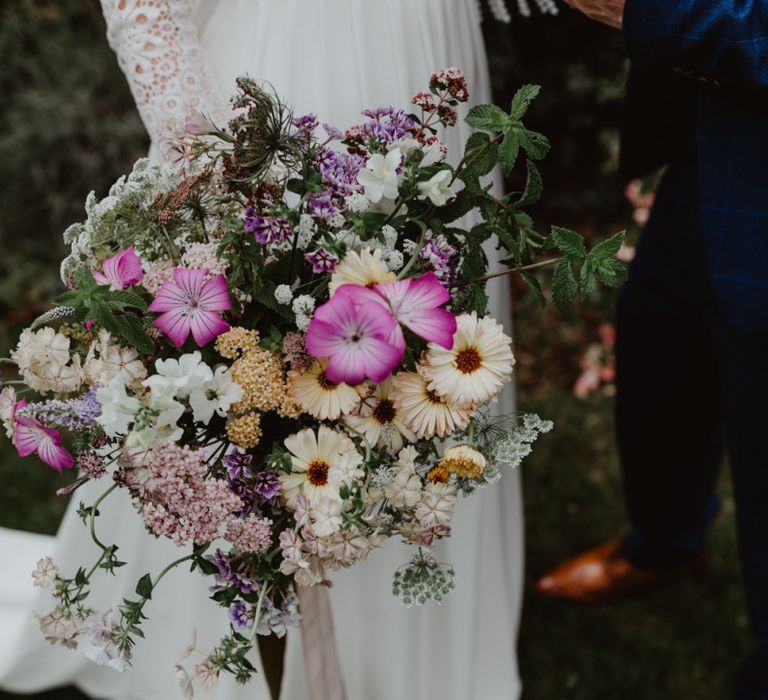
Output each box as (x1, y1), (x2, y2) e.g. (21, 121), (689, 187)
(516, 160), (543, 207)
(550, 226), (586, 259)
(119, 314), (156, 355)
(589, 230), (626, 259)
(465, 104), (509, 131)
(519, 270), (546, 308)
(552, 258), (578, 311)
(518, 129), (550, 161)
(510, 84), (542, 121)
(498, 129), (521, 174)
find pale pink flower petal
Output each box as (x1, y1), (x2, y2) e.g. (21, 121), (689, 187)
(375, 272), (457, 349)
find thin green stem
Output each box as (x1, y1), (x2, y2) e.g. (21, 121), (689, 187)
(89, 483), (118, 555)
(397, 225), (428, 280)
(152, 553), (195, 589)
(453, 256), (560, 288)
(250, 583), (270, 642)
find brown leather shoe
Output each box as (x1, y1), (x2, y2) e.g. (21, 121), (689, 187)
(536, 538), (703, 603)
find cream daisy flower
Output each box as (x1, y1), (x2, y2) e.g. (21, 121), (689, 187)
(328, 248), (396, 296)
(344, 377), (416, 452)
(390, 371), (474, 439)
(280, 426), (364, 507)
(422, 313), (514, 406)
(288, 360), (360, 420)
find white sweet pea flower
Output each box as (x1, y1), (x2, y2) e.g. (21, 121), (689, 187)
(189, 366), (244, 424)
(420, 141), (445, 168)
(357, 148), (402, 204)
(388, 138), (420, 155)
(417, 169), (456, 207)
(152, 352), (213, 400)
(143, 378), (186, 428)
(96, 375), (142, 437)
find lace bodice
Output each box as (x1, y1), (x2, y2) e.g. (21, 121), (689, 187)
(100, 0), (557, 148)
(99, 0), (223, 148)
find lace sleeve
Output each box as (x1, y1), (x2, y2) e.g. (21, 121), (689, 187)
(99, 0), (223, 148)
(484, 0), (558, 21)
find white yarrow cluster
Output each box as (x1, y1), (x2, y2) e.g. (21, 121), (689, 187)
(292, 294), (316, 332)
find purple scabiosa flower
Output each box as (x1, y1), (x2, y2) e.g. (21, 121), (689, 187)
(305, 247), (339, 274)
(253, 469), (282, 503)
(308, 191), (340, 221)
(223, 451), (254, 481)
(244, 207), (293, 245)
(229, 601), (250, 630)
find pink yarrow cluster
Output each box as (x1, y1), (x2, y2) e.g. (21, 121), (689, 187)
(225, 514), (273, 554)
(136, 443), (243, 546)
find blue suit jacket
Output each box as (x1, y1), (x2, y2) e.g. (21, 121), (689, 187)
(621, 0), (768, 333)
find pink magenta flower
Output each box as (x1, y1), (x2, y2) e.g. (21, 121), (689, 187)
(305, 290), (403, 384)
(92, 247), (144, 291)
(13, 400), (74, 472)
(148, 268), (231, 348)
(373, 272), (457, 349)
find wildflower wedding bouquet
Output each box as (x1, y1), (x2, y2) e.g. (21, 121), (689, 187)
(1, 69), (625, 684)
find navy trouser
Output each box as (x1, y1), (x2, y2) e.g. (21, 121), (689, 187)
(615, 151), (768, 697)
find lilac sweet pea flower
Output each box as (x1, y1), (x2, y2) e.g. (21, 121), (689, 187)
(305, 290), (402, 384)
(13, 399), (74, 472)
(149, 268), (231, 348)
(92, 247), (143, 291)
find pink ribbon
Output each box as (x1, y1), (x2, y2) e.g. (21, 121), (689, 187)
(296, 565), (347, 700)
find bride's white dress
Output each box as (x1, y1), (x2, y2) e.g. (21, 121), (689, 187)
(0, 2), (524, 698)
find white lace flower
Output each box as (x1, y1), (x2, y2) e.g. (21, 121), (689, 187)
(415, 481), (457, 528)
(417, 169), (456, 206)
(293, 295), (316, 332)
(96, 375), (142, 437)
(0, 386), (16, 441)
(384, 450), (423, 510)
(83, 330), (147, 389)
(309, 497), (343, 538)
(31, 556), (58, 589)
(188, 366), (244, 424)
(274, 284), (293, 305)
(345, 193), (370, 213)
(357, 148), (402, 204)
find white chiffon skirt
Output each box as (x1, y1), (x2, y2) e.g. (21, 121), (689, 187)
(0, 1), (523, 698)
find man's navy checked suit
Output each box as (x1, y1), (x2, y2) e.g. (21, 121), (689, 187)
(616, 1), (768, 696)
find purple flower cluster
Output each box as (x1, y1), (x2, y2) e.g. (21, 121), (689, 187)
(420, 231), (459, 284)
(211, 549), (257, 595)
(308, 191), (340, 221)
(223, 451), (253, 480)
(305, 247), (339, 274)
(292, 113), (319, 148)
(357, 107), (418, 145)
(229, 600), (250, 630)
(244, 207), (293, 245)
(21, 390), (102, 431)
(316, 149), (365, 197)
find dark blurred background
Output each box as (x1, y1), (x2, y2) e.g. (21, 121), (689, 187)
(0, 1), (746, 698)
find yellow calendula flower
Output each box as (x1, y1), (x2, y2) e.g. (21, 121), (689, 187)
(439, 444), (486, 479)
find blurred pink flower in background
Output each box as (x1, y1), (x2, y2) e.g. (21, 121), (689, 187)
(573, 323), (616, 399)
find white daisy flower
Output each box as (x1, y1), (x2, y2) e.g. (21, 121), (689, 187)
(422, 313), (515, 406)
(328, 248), (396, 296)
(288, 360), (360, 420)
(345, 377), (416, 453)
(280, 426), (363, 507)
(390, 370), (474, 439)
